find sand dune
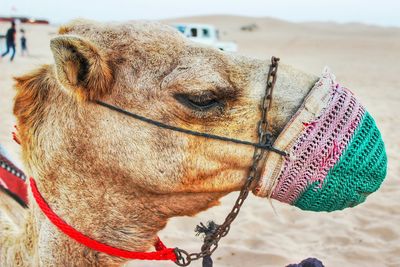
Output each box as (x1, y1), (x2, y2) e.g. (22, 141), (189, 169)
(1, 16), (399, 267)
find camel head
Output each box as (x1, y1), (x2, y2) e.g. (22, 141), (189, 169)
(13, 21), (319, 263)
(14, 20), (314, 216)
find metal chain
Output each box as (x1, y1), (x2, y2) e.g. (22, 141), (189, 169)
(174, 56), (281, 266)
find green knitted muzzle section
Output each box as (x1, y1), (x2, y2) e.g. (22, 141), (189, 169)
(294, 112), (387, 212)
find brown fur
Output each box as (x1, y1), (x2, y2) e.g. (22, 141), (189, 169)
(0, 20), (318, 266)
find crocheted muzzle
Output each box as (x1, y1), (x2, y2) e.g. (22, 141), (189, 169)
(254, 70), (387, 212)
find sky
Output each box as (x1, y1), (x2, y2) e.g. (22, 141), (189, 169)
(1, 0), (399, 27)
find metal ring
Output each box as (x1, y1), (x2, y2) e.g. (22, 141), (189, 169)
(174, 248), (191, 266)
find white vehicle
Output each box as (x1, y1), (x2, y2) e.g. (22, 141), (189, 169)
(173, 24), (237, 52)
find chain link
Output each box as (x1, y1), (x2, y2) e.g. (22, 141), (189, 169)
(174, 56), (280, 266)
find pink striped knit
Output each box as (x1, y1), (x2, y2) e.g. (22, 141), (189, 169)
(271, 84), (365, 204)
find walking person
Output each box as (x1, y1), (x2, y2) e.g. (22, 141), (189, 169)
(20, 29), (28, 56)
(1, 21), (17, 62)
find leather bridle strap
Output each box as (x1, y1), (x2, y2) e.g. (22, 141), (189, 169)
(95, 102), (286, 156)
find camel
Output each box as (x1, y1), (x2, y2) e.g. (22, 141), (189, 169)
(0, 19), (328, 266)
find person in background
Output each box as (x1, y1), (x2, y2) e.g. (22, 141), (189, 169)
(0, 34), (5, 53)
(1, 21), (17, 62)
(20, 29), (28, 56)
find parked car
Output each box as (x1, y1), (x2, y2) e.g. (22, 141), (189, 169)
(173, 23), (237, 52)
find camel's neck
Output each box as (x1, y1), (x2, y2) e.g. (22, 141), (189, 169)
(0, 194), (35, 266)
(28, 175), (223, 266)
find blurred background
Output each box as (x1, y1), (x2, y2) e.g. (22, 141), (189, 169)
(1, 0), (400, 26)
(1, 1), (399, 266)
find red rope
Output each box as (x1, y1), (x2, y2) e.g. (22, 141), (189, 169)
(29, 178), (177, 262)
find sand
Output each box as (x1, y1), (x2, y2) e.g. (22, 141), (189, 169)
(1, 16), (399, 267)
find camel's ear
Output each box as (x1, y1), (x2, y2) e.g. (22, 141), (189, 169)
(50, 35), (113, 101)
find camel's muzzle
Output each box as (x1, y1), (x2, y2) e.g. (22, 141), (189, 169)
(254, 69), (387, 212)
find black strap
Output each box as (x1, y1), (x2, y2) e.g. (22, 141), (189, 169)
(95, 100), (286, 156)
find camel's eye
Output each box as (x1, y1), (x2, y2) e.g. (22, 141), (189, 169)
(175, 92), (221, 111)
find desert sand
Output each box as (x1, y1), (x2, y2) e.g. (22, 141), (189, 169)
(0, 16), (399, 267)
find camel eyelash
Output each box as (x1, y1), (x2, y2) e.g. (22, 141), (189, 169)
(174, 92), (224, 112)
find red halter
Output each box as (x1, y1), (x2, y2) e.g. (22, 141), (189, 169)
(29, 178), (177, 262)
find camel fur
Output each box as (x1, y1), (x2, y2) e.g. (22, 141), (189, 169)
(0, 20), (318, 266)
